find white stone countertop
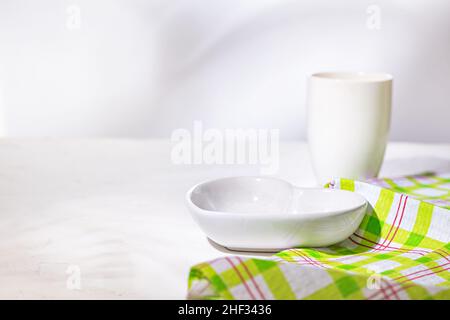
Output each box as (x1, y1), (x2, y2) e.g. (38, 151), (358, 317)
(0, 139), (448, 299)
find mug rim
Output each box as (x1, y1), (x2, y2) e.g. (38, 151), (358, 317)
(311, 72), (393, 83)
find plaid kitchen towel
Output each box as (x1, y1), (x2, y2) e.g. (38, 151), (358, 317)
(187, 172), (450, 300)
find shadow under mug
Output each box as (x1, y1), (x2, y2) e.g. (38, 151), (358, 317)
(307, 72), (393, 185)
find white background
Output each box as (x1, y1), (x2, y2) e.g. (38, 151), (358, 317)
(0, 0), (449, 141)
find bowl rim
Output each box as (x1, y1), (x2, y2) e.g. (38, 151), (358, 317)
(185, 176), (368, 220)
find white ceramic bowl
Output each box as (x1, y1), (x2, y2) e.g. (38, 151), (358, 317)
(186, 176), (367, 251)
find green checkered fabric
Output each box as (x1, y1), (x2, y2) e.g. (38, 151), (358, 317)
(187, 172), (450, 300)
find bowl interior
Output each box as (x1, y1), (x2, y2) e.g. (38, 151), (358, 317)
(290, 189), (367, 215)
(189, 176), (367, 216)
(190, 176), (293, 215)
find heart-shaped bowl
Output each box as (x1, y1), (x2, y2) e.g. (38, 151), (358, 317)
(186, 176), (367, 251)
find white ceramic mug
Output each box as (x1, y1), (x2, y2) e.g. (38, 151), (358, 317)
(307, 72), (392, 185)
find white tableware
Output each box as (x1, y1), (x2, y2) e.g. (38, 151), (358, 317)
(307, 72), (392, 185)
(186, 176), (367, 251)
